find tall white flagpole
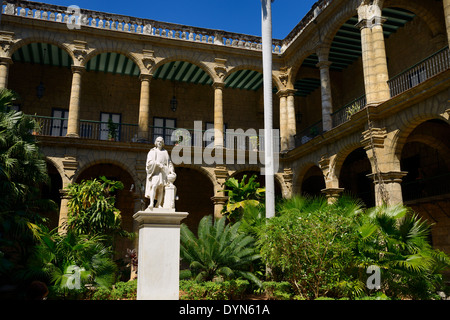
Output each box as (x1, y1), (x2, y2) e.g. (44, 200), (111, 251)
(261, 0), (275, 219)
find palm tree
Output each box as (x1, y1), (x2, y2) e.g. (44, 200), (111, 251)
(357, 204), (450, 299)
(0, 88), (56, 288)
(33, 229), (118, 299)
(180, 215), (262, 286)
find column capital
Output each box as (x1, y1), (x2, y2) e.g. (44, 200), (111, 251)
(0, 56), (13, 66)
(367, 171), (408, 184)
(139, 73), (153, 82)
(321, 187), (345, 203)
(316, 60), (333, 69)
(71, 65), (86, 74)
(213, 81), (225, 90)
(277, 88), (296, 97)
(356, 16), (387, 30)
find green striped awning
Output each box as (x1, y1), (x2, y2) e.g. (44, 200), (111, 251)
(12, 42), (73, 68)
(153, 60), (264, 91)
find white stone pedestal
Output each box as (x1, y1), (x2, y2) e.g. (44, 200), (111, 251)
(133, 209), (188, 300)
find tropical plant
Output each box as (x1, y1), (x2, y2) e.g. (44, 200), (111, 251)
(32, 228), (118, 299)
(258, 195), (364, 299)
(0, 88), (57, 288)
(180, 215), (262, 286)
(356, 204), (450, 299)
(220, 175), (265, 221)
(65, 176), (131, 245)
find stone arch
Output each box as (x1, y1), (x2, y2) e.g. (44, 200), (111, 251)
(289, 48), (321, 88)
(74, 158), (138, 188)
(75, 162), (137, 258)
(8, 37), (75, 63)
(292, 161), (320, 195)
(150, 56), (216, 84)
(82, 47), (145, 75)
(300, 165), (326, 197)
(382, 0), (446, 37)
(319, 0), (363, 52)
(172, 165), (215, 234)
(331, 139), (364, 182)
(339, 147), (375, 207)
(393, 114), (450, 164)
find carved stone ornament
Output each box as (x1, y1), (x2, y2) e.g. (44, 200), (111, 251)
(278, 67), (290, 87)
(214, 58), (227, 80)
(0, 31), (15, 56)
(142, 49), (155, 71)
(72, 40), (88, 63)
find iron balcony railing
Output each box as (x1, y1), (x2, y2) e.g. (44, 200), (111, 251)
(388, 46), (449, 97)
(30, 116), (279, 152)
(331, 95), (367, 128)
(294, 120), (323, 147)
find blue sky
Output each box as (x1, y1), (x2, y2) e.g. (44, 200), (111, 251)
(47, 0), (318, 39)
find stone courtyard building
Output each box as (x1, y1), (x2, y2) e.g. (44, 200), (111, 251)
(1, 0), (449, 257)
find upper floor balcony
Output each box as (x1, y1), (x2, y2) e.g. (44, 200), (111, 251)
(294, 46), (449, 148)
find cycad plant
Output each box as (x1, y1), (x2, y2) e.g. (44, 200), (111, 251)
(356, 204), (450, 299)
(180, 215), (261, 286)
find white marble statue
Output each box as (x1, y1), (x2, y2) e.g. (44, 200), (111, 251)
(145, 136), (177, 210)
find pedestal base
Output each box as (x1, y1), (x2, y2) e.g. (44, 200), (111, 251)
(133, 209), (188, 300)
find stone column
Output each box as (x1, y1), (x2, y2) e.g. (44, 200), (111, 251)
(58, 189), (70, 233)
(133, 210), (188, 300)
(212, 165), (229, 219)
(211, 195), (228, 220)
(277, 91), (288, 151)
(444, 0), (450, 45)
(362, 127), (407, 206)
(66, 66), (85, 138)
(138, 74), (152, 142)
(367, 171), (408, 206)
(319, 154), (343, 204)
(0, 57), (13, 89)
(213, 82), (225, 148)
(357, 4), (390, 106)
(315, 46), (334, 132)
(286, 90), (297, 149)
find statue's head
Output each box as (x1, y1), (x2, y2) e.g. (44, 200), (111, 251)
(154, 136), (165, 148)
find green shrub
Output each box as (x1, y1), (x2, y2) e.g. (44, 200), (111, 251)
(91, 280), (137, 300)
(258, 196), (362, 299)
(179, 280), (249, 300)
(262, 281), (293, 300)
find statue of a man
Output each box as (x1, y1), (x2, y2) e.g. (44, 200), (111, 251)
(145, 136), (176, 210)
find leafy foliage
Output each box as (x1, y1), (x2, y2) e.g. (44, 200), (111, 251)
(179, 279), (249, 300)
(33, 229), (118, 299)
(180, 215), (261, 286)
(355, 204), (450, 299)
(259, 195), (363, 299)
(0, 89), (57, 290)
(220, 175), (265, 221)
(66, 176), (131, 244)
